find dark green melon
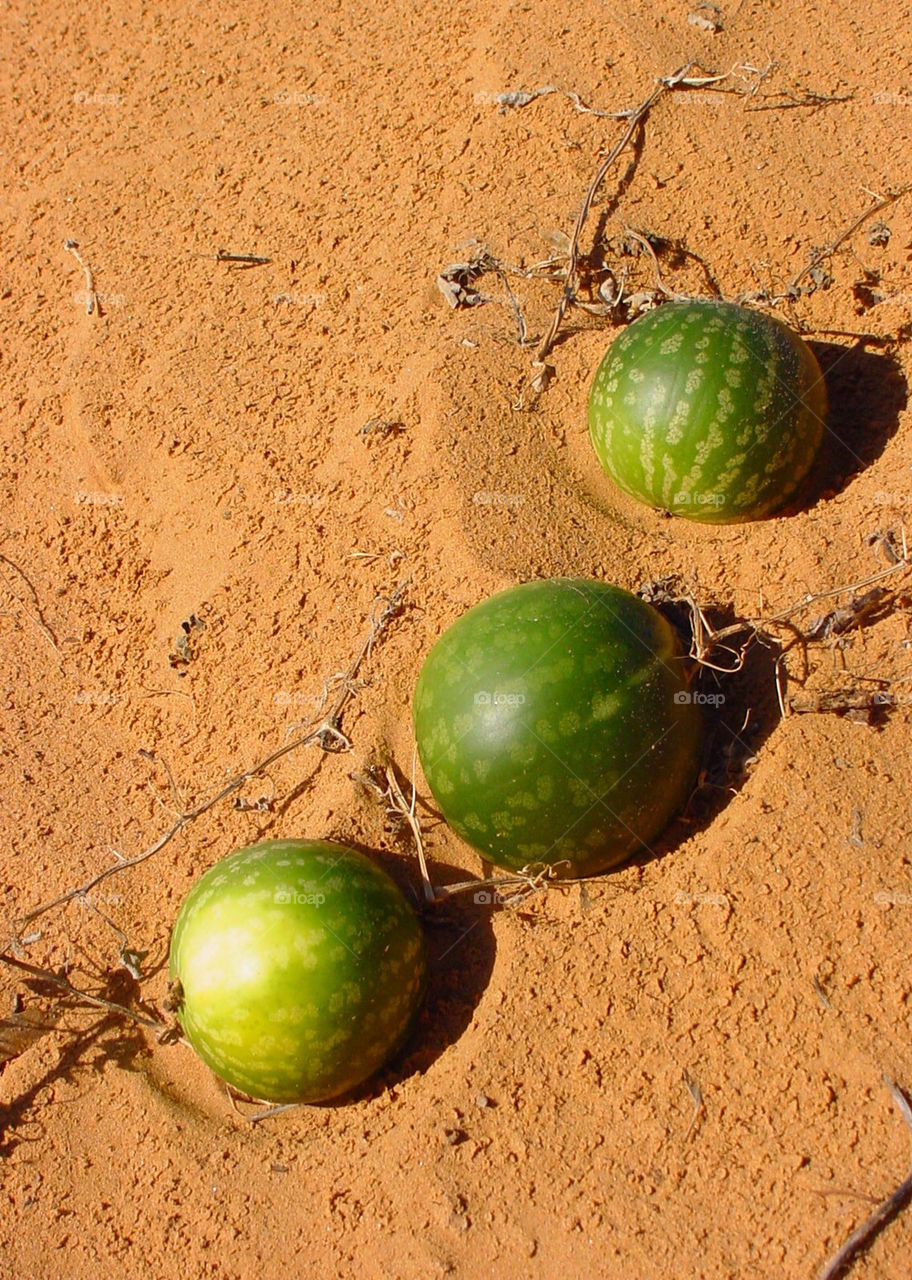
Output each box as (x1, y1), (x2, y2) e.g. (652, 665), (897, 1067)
(413, 578), (703, 878)
(169, 839), (427, 1103)
(588, 299), (827, 523)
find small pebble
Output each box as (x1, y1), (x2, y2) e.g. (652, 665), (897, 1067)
(475, 1093), (491, 1109)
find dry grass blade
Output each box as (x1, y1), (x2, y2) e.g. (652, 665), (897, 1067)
(817, 1079), (912, 1280)
(683, 1071), (704, 1141)
(384, 754), (436, 904)
(63, 238), (97, 314)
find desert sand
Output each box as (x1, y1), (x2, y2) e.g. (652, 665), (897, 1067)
(2, 2), (912, 1277)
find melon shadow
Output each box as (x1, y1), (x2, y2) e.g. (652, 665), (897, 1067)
(624, 592), (785, 873)
(798, 336), (907, 508)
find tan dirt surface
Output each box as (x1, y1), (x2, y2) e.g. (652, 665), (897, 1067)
(2, 2), (912, 1277)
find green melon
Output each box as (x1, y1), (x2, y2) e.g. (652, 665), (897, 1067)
(413, 578), (703, 878)
(588, 299), (827, 522)
(169, 839), (427, 1103)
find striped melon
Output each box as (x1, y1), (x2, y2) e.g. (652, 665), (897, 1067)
(413, 578), (703, 878)
(169, 839), (427, 1103)
(588, 299), (827, 523)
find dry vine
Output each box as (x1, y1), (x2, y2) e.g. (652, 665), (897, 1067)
(648, 529), (910, 719)
(440, 61), (906, 391)
(3, 583), (410, 1002)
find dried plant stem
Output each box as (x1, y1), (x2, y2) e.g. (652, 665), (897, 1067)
(673, 543), (911, 668)
(384, 755), (435, 903)
(0, 953), (163, 1031)
(375, 758), (639, 907)
(63, 239), (97, 315)
(616, 220), (680, 300)
(817, 1079), (912, 1280)
(0, 551), (61, 657)
(458, 63), (866, 387)
(12, 583), (409, 937)
(787, 185), (912, 297)
(531, 67), (687, 385)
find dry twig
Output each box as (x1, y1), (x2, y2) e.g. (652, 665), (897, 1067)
(0, 953), (163, 1031)
(817, 1079), (912, 1280)
(63, 239), (97, 315)
(0, 551), (61, 657)
(213, 248), (271, 267)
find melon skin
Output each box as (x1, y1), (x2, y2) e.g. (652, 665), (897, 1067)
(413, 578), (703, 878)
(588, 299), (827, 523)
(169, 839), (427, 1104)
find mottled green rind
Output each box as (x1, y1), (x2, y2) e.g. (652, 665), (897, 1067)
(588, 299), (827, 523)
(169, 839), (427, 1104)
(413, 578), (703, 877)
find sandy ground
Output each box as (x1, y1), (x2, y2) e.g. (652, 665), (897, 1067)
(2, 1), (912, 1277)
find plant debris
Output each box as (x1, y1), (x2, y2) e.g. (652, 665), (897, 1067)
(687, 4), (723, 33)
(360, 417), (405, 439)
(804, 587), (894, 640)
(169, 613), (207, 669)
